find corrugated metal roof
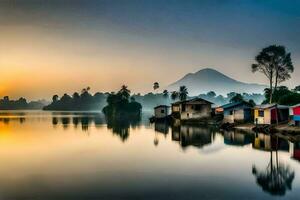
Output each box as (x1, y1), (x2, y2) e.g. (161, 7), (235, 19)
(220, 101), (252, 110)
(171, 97), (213, 105)
(254, 104), (289, 109)
(154, 105), (170, 109)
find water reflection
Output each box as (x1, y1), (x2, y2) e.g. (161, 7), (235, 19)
(171, 124), (216, 150)
(252, 135), (295, 196)
(0, 116), (26, 124)
(106, 115), (141, 142)
(51, 114), (105, 131)
(223, 130), (254, 146)
(1, 112), (300, 199)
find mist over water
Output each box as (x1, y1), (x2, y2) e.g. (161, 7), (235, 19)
(0, 111), (299, 200)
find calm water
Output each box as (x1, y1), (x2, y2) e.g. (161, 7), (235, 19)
(0, 111), (300, 200)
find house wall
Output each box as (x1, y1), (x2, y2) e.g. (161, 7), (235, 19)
(180, 104), (211, 120)
(234, 109), (245, 122)
(254, 108), (271, 124)
(293, 107), (300, 115)
(223, 114), (234, 123)
(155, 107), (168, 118)
(172, 105), (180, 112)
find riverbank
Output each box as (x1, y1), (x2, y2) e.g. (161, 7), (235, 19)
(234, 123), (300, 135)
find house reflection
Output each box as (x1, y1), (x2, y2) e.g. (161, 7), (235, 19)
(171, 125), (215, 149)
(252, 133), (289, 152)
(154, 122), (169, 135)
(223, 130), (254, 146)
(252, 134), (295, 196)
(290, 141), (300, 162)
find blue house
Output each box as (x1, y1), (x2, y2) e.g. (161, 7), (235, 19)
(219, 101), (253, 123)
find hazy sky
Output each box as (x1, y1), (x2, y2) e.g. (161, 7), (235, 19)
(0, 0), (299, 100)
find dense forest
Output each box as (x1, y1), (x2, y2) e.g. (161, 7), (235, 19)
(2, 85), (300, 112)
(43, 87), (107, 111)
(0, 96), (47, 110)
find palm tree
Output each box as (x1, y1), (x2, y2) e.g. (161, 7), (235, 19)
(153, 82), (159, 90)
(163, 90), (169, 98)
(118, 85), (131, 100)
(52, 95), (59, 103)
(179, 86), (188, 101)
(171, 91), (178, 101)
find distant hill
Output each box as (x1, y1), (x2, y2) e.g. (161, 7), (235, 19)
(167, 68), (267, 96)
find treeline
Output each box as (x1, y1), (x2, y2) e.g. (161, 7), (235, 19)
(43, 87), (107, 111)
(198, 91), (264, 106)
(0, 96), (47, 110)
(130, 91), (264, 109)
(262, 86), (300, 106)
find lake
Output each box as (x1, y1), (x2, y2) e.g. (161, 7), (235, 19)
(0, 111), (299, 200)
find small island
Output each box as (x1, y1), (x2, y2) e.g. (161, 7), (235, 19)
(102, 85), (142, 120)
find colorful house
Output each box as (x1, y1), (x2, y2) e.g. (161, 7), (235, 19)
(254, 104), (290, 125)
(171, 98), (213, 120)
(291, 104), (300, 126)
(219, 101), (253, 123)
(154, 105), (170, 119)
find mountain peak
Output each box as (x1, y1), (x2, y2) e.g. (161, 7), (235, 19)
(167, 67), (266, 96)
(195, 68), (219, 73)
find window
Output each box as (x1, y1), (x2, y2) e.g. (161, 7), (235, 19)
(229, 110), (233, 115)
(195, 105), (202, 111)
(182, 104), (186, 112)
(161, 109), (165, 114)
(258, 110), (264, 117)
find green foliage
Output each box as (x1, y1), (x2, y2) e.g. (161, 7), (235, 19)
(44, 88), (106, 111)
(171, 91), (179, 100)
(207, 91), (216, 98)
(294, 85), (300, 92)
(230, 93), (244, 103)
(0, 96), (46, 110)
(262, 86), (300, 106)
(153, 82), (159, 90)
(252, 45), (294, 103)
(102, 86), (142, 119)
(163, 90), (169, 98)
(179, 86), (188, 101)
(248, 99), (256, 107)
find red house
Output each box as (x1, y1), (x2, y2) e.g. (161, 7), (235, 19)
(291, 104), (300, 126)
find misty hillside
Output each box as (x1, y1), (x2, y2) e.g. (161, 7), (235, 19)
(167, 68), (267, 96)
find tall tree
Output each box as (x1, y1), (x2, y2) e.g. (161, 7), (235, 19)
(294, 85), (300, 92)
(118, 85), (131, 101)
(252, 45), (294, 103)
(153, 82), (159, 91)
(52, 95), (59, 103)
(171, 91), (178, 101)
(163, 90), (169, 98)
(207, 91), (216, 98)
(179, 86), (188, 101)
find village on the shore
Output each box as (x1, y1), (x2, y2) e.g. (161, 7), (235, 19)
(151, 98), (300, 134)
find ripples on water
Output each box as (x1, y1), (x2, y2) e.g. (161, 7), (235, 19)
(0, 111), (299, 200)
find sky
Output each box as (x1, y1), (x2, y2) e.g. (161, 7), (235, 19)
(0, 0), (299, 100)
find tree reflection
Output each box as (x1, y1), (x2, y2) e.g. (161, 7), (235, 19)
(51, 114), (104, 131)
(252, 135), (295, 196)
(105, 115), (141, 142)
(0, 117), (26, 124)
